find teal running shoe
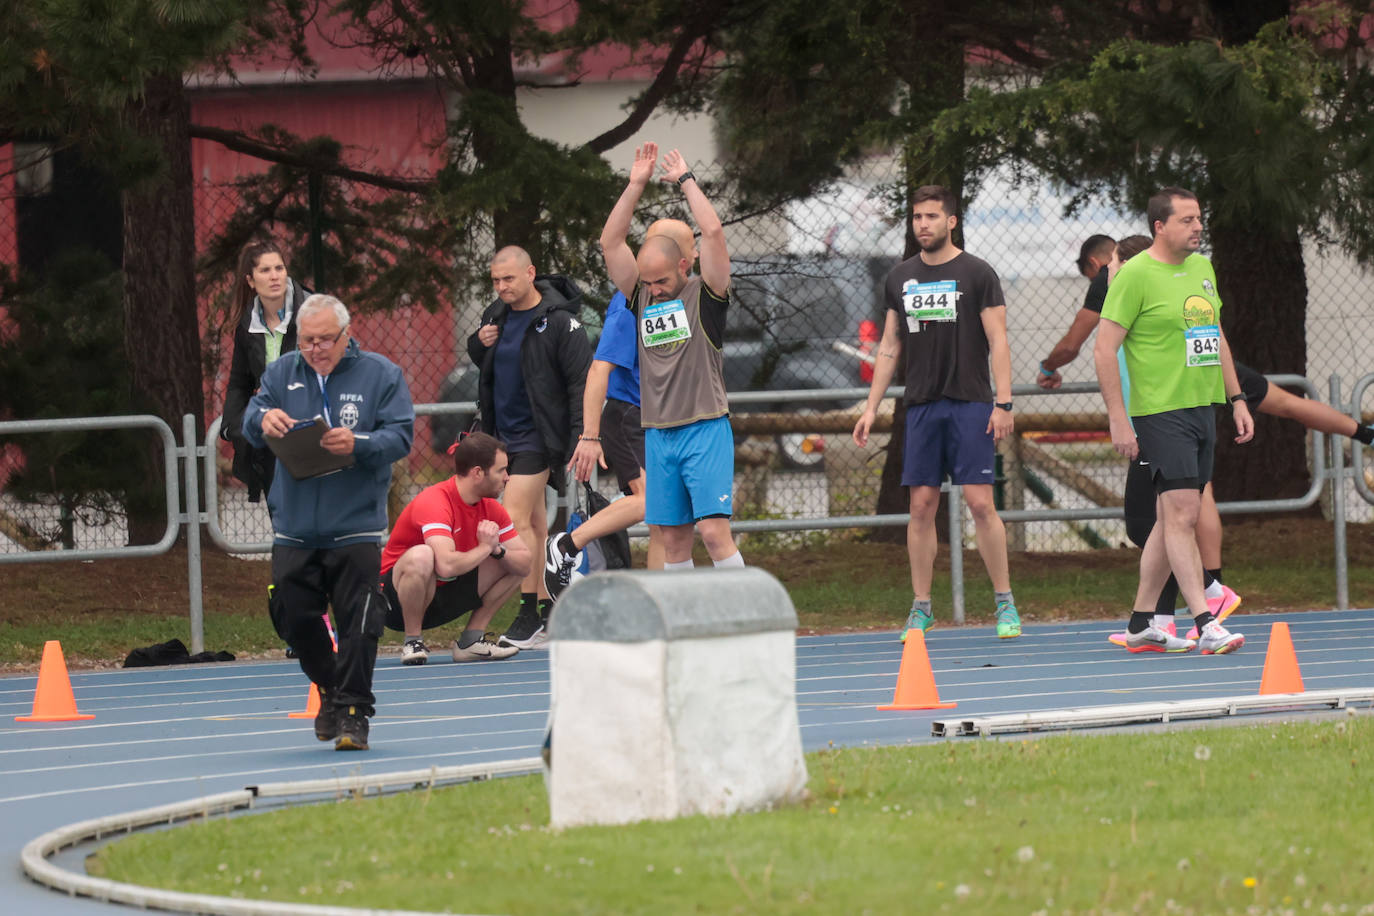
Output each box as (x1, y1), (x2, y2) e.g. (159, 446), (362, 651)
(995, 600), (1022, 639)
(900, 605), (934, 642)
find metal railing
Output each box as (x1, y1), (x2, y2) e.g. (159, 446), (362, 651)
(0, 373), (1360, 645)
(0, 414), (207, 651)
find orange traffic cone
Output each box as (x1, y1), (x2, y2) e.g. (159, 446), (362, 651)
(1259, 621), (1305, 695)
(288, 683), (323, 719)
(16, 640), (95, 722)
(878, 629), (956, 710)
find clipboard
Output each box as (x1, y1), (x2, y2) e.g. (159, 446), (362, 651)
(265, 416), (355, 480)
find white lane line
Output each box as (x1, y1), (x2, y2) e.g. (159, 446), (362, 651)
(0, 742), (543, 805)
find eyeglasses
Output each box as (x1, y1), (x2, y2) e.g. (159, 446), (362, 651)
(299, 325), (348, 352)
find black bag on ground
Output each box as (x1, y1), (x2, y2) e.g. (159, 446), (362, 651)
(575, 482), (631, 572)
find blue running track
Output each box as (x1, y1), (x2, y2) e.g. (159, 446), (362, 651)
(2, 609), (1371, 914)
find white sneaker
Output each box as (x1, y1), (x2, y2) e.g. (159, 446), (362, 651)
(1197, 621), (1244, 655)
(1123, 625), (1195, 654)
(450, 636), (519, 662)
(400, 638), (429, 665)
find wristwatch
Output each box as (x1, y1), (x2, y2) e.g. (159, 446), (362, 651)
(1229, 393), (1246, 404)
(491, 544), (506, 560)
(995, 401), (1013, 411)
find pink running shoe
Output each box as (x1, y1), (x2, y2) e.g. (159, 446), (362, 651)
(1186, 585), (1242, 639)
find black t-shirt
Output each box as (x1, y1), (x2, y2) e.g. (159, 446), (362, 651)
(884, 251), (1006, 405)
(1083, 269), (1108, 314)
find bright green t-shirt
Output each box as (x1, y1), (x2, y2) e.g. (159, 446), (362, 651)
(1100, 251), (1225, 417)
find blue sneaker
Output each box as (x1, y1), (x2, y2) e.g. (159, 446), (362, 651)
(900, 606), (934, 642)
(995, 600), (1021, 639)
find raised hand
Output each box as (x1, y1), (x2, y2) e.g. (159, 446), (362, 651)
(629, 142), (658, 186)
(658, 148), (689, 184)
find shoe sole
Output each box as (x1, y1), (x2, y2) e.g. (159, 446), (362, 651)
(334, 737), (368, 751)
(401, 654), (428, 666)
(1125, 642), (1194, 654)
(1215, 591), (1242, 624)
(997, 630), (1021, 639)
(452, 648), (519, 662)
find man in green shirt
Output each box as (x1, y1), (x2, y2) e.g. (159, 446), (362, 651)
(1093, 187), (1252, 656)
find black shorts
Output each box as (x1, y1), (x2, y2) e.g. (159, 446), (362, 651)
(507, 450), (549, 476)
(1132, 406), (1215, 493)
(601, 398), (645, 495)
(1235, 361), (1269, 411)
(381, 567), (481, 632)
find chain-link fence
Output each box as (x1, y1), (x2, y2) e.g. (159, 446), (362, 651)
(3, 151), (1373, 554)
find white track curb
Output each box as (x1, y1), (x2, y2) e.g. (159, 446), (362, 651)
(21, 757), (543, 916)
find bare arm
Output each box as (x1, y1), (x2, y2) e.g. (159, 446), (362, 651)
(1038, 308), (1101, 388)
(1092, 318), (1136, 459)
(659, 149), (729, 294)
(600, 142), (657, 299)
(570, 360), (614, 481)
(980, 305), (1014, 441)
(852, 309), (904, 447)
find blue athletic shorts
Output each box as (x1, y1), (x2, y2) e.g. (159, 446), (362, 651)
(645, 415), (734, 526)
(901, 398), (996, 488)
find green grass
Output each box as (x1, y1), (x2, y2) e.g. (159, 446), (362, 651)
(91, 718), (1374, 914)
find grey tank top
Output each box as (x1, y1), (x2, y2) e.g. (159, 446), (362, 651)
(635, 276), (729, 428)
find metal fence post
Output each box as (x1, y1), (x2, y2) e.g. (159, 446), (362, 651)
(1330, 376), (1349, 613)
(182, 414), (205, 653)
(948, 483), (965, 624)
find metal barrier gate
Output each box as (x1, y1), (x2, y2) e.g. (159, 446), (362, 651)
(0, 374), (1363, 648)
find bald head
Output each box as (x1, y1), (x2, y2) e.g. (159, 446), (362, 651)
(490, 245), (539, 309)
(636, 235), (690, 302)
(491, 245), (533, 271)
(645, 219), (697, 264)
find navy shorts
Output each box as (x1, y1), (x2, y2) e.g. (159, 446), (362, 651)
(901, 399), (996, 488)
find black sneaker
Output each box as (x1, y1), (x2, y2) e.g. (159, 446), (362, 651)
(314, 690), (340, 742)
(400, 637), (429, 665)
(498, 605), (547, 650)
(543, 533), (581, 602)
(334, 706), (369, 751)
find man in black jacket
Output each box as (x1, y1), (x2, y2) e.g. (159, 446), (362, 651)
(466, 246), (592, 650)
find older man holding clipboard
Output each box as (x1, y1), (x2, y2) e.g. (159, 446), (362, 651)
(244, 293), (414, 751)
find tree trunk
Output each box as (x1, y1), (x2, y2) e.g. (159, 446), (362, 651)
(1208, 224), (1312, 505)
(122, 72), (202, 544)
(871, 35), (966, 544)
(469, 43), (545, 262)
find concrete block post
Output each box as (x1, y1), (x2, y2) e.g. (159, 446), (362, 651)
(546, 567), (808, 829)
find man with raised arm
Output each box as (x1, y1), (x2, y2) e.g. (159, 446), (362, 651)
(598, 143), (744, 572)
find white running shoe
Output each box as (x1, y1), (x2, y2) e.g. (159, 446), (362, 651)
(1197, 621), (1245, 655)
(1123, 625), (1195, 654)
(450, 636), (520, 662)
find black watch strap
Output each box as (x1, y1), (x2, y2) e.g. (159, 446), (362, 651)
(995, 401), (1013, 411)
(1229, 393), (1246, 404)
(492, 544), (506, 559)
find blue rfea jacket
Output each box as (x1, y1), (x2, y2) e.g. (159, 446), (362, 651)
(242, 339), (414, 548)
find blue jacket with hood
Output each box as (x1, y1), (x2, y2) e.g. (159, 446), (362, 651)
(242, 339), (414, 548)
